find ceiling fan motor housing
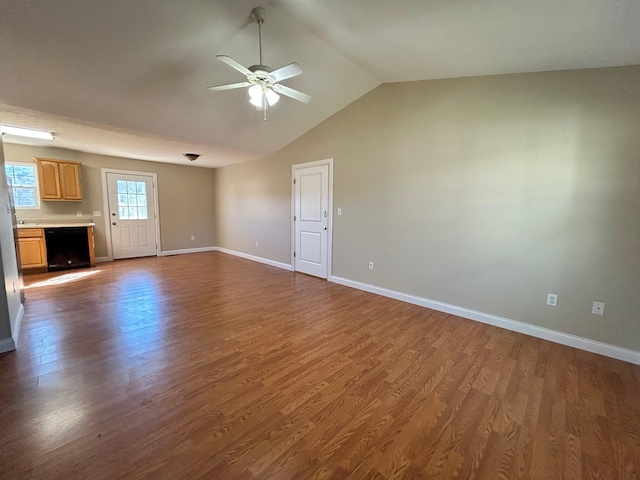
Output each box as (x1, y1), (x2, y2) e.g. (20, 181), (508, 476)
(248, 65), (278, 85)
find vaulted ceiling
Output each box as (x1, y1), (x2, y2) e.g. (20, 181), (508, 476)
(1, 0), (639, 168)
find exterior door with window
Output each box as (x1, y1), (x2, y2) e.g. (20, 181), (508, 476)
(106, 172), (157, 259)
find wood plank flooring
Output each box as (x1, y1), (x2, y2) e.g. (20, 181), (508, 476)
(1, 251), (639, 479)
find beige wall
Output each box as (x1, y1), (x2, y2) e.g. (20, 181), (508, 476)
(4, 144), (216, 257)
(215, 65), (640, 351)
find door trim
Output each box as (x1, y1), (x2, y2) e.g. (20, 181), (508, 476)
(101, 168), (161, 261)
(291, 158), (334, 279)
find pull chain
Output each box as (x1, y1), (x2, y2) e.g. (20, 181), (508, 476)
(263, 92), (268, 121)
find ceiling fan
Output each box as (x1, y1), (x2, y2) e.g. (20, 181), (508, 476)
(207, 7), (311, 120)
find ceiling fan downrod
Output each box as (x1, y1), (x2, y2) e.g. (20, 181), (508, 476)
(251, 7), (266, 66)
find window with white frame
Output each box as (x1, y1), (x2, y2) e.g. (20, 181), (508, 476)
(4, 162), (40, 208)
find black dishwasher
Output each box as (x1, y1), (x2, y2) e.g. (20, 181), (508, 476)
(45, 227), (91, 271)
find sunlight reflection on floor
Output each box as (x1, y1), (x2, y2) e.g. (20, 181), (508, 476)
(25, 270), (101, 289)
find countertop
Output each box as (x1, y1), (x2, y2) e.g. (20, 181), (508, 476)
(17, 222), (95, 228)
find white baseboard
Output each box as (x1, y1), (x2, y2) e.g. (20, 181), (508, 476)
(328, 275), (640, 365)
(214, 247), (293, 271)
(159, 246), (217, 257)
(11, 303), (24, 348)
(0, 336), (16, 353)
(95, 256), (110, 263)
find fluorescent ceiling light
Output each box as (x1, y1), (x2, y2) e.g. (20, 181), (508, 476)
(1, 125), (54, 140)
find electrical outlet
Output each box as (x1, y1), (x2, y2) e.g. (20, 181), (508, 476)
(546, 293), (558, 306)
(368, 261), (374, 270)
(93, 211), (101, 217)
(190, 235), (195, 241)
(76, 211), (82, 217)
(592, 302), (605, 315)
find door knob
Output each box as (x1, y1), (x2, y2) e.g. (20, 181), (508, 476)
(111, 212), (116, 216)
(112, 222), (116, 226)
(324, 227), (327, 230)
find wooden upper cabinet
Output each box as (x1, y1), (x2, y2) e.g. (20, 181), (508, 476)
(59, 162), (82, 200)
(37, 159), (62, 199)
(35, 158), (83, 201)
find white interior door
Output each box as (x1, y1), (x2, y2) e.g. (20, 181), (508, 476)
(294, 164), (329, 278)
(106, 172), (158, 259)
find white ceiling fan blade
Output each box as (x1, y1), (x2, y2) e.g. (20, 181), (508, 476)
(207, 81), (252, 91)
(216, 55), (252, 77)
(273, 84), (312, 104)
(268, 63), (303, 83)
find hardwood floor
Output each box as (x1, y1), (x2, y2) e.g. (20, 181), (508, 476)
(1, 252), (639, 479)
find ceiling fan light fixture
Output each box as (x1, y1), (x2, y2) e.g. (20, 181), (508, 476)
(248, 85), (262, 101)
(265, 88), (280, 106)
(249, 91), (264, 109)
(248, 86), (280, 109)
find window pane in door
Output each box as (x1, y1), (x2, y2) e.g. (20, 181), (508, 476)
(115, 179), (149, 220)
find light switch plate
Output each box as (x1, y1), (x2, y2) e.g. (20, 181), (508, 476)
(546, 293), (558, 306)
(93, 211), (101, 217)
(337, 208), (342, 216)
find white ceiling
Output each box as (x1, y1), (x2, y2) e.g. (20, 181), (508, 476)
(1, 0), (639, 168)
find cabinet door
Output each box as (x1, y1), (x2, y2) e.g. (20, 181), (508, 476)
(37, 160), (62, 199)
(19, 238), (47, 268)
(59, 162), (82, 200)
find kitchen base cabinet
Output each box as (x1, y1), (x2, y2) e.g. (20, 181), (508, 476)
(17, 228), (47, 272)
(17, 225), (96, 273)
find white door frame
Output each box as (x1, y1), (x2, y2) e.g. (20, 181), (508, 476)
(291, 158), (334, 278)
(101, 168), (161, 261)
